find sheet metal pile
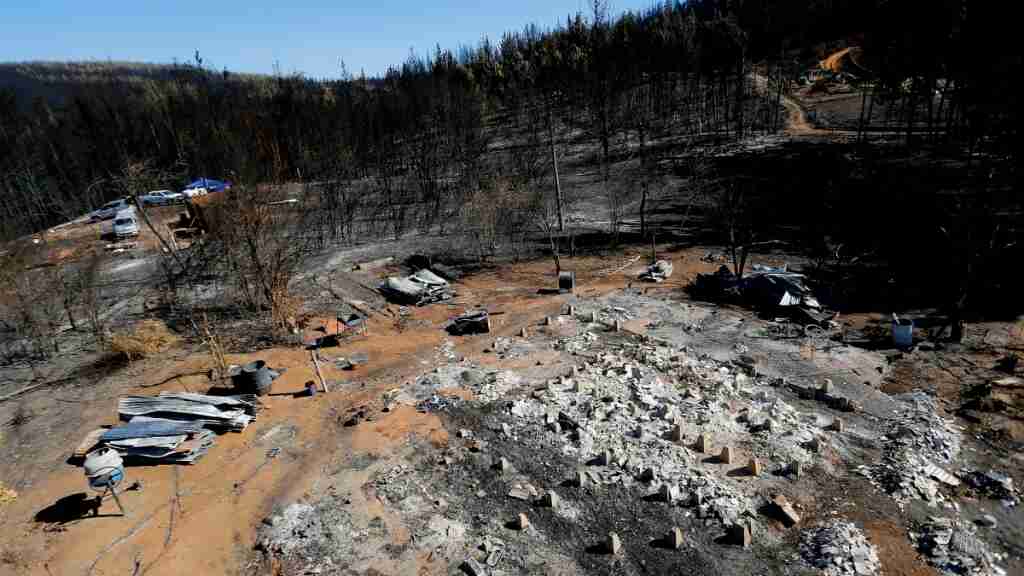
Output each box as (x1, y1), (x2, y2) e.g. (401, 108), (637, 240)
(92, 392), (263, 464)
(119, 392), (261, 431)
(379, 269), (453, 305)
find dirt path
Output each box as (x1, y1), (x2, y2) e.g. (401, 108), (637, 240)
(750, 72), (833, 138)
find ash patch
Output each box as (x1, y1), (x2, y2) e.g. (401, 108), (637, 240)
(256, 498), (354, 574)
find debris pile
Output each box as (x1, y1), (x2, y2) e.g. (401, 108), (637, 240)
(379, 269), (453, 305)
(485, 333), (832, 525)
(913, 517), (1007, 576)
(118, 392), (261, 431)
(691, 264), (825, 321)
(963, 470), (1019, 507)
(798, 521), (881, 576)
(100, 418), (215, 463)
(639, 260), (674, 282)
(858, 392), (962, 504)
(72, 392), (265, 464)
(446, 310), (490, 335)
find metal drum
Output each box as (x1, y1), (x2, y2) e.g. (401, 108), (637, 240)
(234, 360), (274, 396)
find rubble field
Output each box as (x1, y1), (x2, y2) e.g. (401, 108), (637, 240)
(254, 286), (1021, 576)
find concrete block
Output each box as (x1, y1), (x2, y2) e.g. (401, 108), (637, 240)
(514, 512), (530, 530)
(614, 319), (623, 332)
(540, 490), (560, 508)
(694, 433), (709, 453)
(790, 460), (803, 478)
(591, 311), (599, 322)
(729, 523), (751, 548)
(747, 458), (762, 476)
(493, 457), (510, 473)
(670, 424), (685, 443)
(771, 495), (801, 526)
(545, 316), (552, 326)
(607, 532), (622, 555)
(669, 527), (684, 549)
(575, 469), (587, 487)
(828, 418), (844, 433)
(520, 327), (529, 338)
(720, 446), (734, 465)
(598, 450), (613, 466)
(660, 483), (679, 503)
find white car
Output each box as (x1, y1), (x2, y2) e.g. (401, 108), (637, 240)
(111, 210), (140, 239)
(90, 198), (133, 221)
(139, 190), (183, 206)
(182, 187), (209, 199)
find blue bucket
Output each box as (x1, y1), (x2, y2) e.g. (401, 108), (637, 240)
(892, 319), (914, 348)
(88, 467), (124, 490)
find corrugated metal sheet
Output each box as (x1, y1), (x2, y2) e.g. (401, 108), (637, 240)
(102, 420), (203, 441)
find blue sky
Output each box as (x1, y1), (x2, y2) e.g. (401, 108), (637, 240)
(3, 0), (656, 78)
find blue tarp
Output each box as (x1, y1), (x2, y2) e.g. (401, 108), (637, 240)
(183, 178), (231, 192)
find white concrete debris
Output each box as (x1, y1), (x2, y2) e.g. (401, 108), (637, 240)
(857, 392), (963, 505)
(489, 331), (834, 526)
(799, 521), (881, 576)
(259, 503), (318, 555)
(912, 517), (1007, 576)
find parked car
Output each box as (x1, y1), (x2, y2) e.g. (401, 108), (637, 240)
(111, 210), (140, 239)
(90, 198), (133, 221)
(139, 190), (183, 206)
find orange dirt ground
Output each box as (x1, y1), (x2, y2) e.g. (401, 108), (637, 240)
(0, 246), (722, 576)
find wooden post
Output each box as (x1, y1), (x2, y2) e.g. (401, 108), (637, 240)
(311, 349), (328, 393)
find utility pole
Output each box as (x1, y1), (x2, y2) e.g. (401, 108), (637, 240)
(548, 99), (564, 232)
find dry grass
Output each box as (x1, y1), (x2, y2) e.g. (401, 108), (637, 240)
(109, 319), (179, 361)
(0, 482), (16, 506)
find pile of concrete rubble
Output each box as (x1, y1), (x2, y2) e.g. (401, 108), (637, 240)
(912, 517), (1007, 576)
(798, 521), (881, 576)
(419, 324), (836, 530)
(858, 391), (962, 505)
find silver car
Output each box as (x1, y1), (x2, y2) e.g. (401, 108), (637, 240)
(111, 211), (140, 239)
(139, 190), (184, 206)
(91, 198), (132, 221)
